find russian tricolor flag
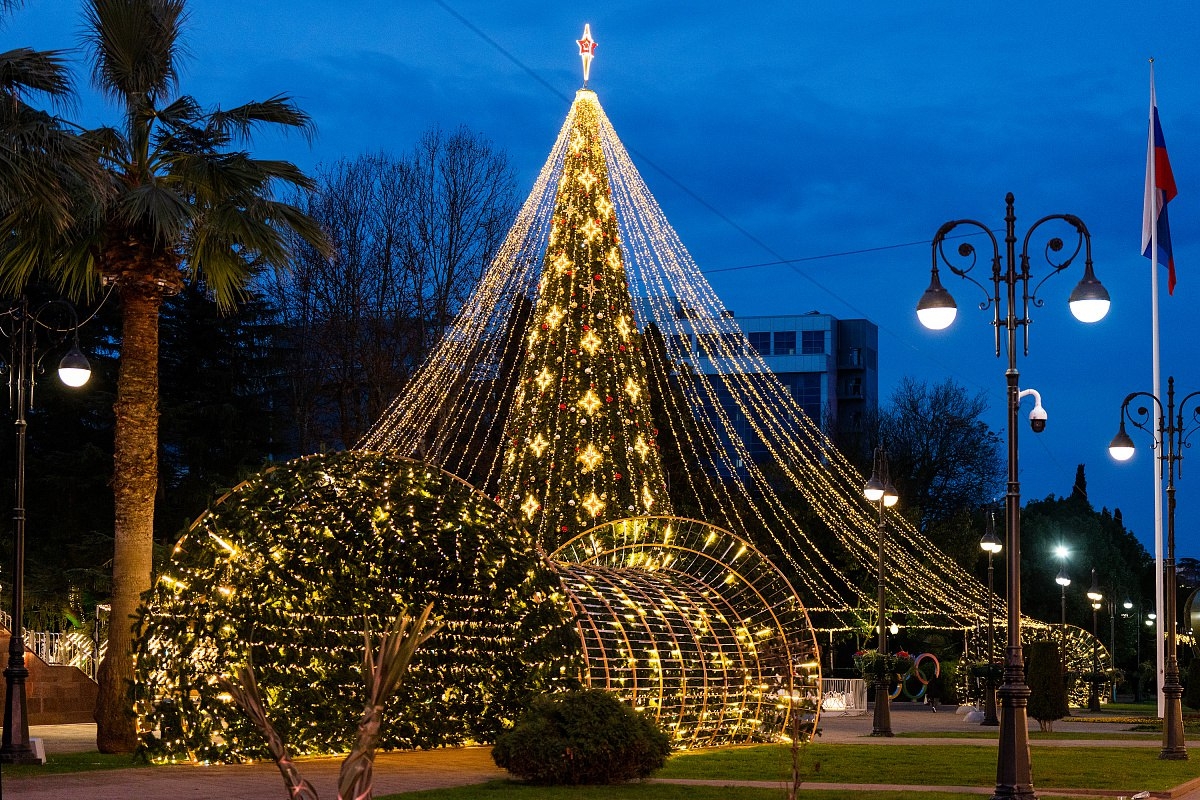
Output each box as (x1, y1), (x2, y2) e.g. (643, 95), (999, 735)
(1143, 79), (1178, 294)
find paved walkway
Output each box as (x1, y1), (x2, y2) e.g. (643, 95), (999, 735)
(5, 706), (1199, 799)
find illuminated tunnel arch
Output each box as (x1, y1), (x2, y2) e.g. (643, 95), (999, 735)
(553, 516), (821, 748)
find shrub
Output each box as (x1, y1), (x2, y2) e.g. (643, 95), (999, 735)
(492, 689), (672, 784)
(1027, 640), (1069, 732)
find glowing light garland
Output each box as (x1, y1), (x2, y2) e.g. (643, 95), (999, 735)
(135, 452), (580, 763)
(354, 66), (1108, 674)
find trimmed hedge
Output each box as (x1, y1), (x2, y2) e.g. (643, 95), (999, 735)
(492, 689), (672, 784)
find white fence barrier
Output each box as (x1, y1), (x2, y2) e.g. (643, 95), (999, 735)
(820, 678), (867, 715)
(0, 610), (102, 681)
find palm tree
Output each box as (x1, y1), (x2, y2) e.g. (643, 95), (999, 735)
(10, 0), (326, 752)
(0, 45), (104, 269)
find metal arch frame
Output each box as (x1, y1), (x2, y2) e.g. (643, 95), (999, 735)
(553, 515), (820, 748)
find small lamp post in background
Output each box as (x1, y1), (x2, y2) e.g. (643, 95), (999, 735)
(0, 297), (92, 764)
(863, 445), (898, 737)
(979, 509), (1002, 727)
(1108, 375), (1198, 760)
(1087, 569), (1103, 712)
(1055, 547), (1071, 642)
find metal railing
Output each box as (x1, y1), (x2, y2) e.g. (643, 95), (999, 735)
(0, 610), (103, 681)
(820, 678), (867, 715)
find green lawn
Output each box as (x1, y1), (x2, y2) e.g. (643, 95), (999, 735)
(382, 786), (989, 800)
(655, 743), (1196, 791)
(0, 750), (150, 778)
(893, 729), (1157, 740)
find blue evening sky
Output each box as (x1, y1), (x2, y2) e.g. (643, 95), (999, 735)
(7, 1), (1200, 591)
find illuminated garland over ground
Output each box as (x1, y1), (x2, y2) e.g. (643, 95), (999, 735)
(135, 452), (579, 763)
(357, 85), (996, 633)
(554, 516), (819, 747)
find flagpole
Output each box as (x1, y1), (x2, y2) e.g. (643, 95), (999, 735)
(1148, 59), (1166, 719)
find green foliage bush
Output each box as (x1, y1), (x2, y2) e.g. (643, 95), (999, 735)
(1026, 640), (1069, 730)
(492, 689), (672, 784)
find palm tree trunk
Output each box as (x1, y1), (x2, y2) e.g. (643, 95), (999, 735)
(96, 283), (161, 753)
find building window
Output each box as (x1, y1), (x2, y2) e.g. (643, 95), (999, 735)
(722, 332), (743, 355)
(774, 331), (796, 355)
(795, 373), (822, 421)
(670, 334), (692, 358)
(847, 347), (862, 366)
(801, 330), (825, 355)
(747, 331), (770, 355)
(697, 333), (723, 358)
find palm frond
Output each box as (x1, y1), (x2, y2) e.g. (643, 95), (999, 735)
(0, 47), (74, 107)
(84, 0), (188, 104)
(209, 94), (315, 144)
(117, 181), (193, 245)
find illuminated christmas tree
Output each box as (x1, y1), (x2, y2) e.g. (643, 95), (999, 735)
(498, 82), (672, 548)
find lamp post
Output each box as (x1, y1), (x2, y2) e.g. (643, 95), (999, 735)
(1108, 375), (1197, 760)
(919, 192), (1109, 800)
(1055, 546), (1071, 630)
(863, 445), (899, 737)
(979, 509), (1002, 727)
(1087, 569), (1103, 712)
(0, 297), (92, 764)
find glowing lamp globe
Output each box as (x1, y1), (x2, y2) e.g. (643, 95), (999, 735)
(916, 272), (957, 330)
(1067, 267), (1110, 323)
(57, 345), (92, 388)
(1108, 424), (1135, 462)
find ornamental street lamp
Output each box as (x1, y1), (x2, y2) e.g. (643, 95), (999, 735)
(979, 509), (1002, 727)
(0, 297), (92, 765)
(920, 193), (1108, 800)
(1087, 569), (1103, 712)
(863, 445), (898, 737)
(1108, 375), (1198, 760)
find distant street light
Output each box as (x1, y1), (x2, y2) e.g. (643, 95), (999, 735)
(1108, 375), (1198, 760)
(864, 445), (898, 737)
(920, 192), (1107, 800)
(0, 297), (92, 765)
(979, 509), (1002, 727)
(1087, 570), (1103, 712)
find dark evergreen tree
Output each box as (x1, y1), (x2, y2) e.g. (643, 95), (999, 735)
(1027, 639), (1069, 731)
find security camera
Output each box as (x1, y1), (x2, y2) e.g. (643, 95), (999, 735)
(1019, 388), (1046, 434)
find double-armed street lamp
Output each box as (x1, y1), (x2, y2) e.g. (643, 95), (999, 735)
(979, 509), (1002, 727)
(0, 297), (92, 765)
(863, 445), (899, 737)
(1087, 570), (1103, 712)
(918, 192), (1110, 800)
(1108, 375), (1198, 760)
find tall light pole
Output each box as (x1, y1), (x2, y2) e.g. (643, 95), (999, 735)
(1055, 546), (1071, 632)
(1108, 375), (1197, 760)
(0, 297), (92, 765)
(863, 445), (899, 737)
(980, 509), (1002, 727)
(1087, 569), (1103, 712)
(919, 192), (1109, 800)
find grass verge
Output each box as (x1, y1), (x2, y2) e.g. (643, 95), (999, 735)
(382, 785), (989, 800)
(1, 751), (150, 778)
(655, 743), (1195, 791)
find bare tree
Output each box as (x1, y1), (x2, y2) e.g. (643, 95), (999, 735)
(268, 128), (516, 452)
(877, 377), (1004, 564)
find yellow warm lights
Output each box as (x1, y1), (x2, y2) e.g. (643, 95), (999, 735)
(578, 443), (603, 471)
(577, 389), (602, 415)
(581, 492), (605, 517)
